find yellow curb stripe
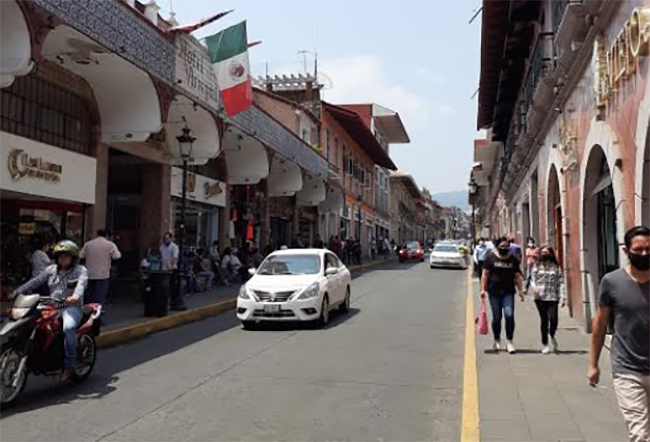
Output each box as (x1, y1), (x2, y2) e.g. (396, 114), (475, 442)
(461, 269), (480, 442)
(97, 299), (237, 348)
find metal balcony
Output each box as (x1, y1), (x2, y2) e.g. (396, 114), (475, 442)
(524, 33), (555, 133)
(553, 0), (587, 71)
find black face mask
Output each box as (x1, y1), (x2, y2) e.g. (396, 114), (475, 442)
(540, 254), (551, 262)
(497, 247), (509, 257)
(628, 252), (650, 271)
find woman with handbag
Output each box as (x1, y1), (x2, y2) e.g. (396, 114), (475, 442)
(481, 237), (525, 354)
(530, 246), (566, 354)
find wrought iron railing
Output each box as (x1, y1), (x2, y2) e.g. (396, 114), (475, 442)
(553, 0), (570, 37)
(522, 32), (555, 118)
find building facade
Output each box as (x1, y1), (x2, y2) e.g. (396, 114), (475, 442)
(389, 172), (423, 245)
(475, 0), (650, 329)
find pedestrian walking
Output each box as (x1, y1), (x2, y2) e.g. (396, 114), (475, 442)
(525, 237), (539, 295)
(473, 238), (490, 278)
(508, 235), (523, 262)
(313, 234), (325, 249)
(480, 236), (524, 354)
(530, 245), (565, 354)
(160, 232), (179, 271)
(383, 237), (391, 259)
(370, 236), (377, 260)
(80, 229), (121, 306)
(588, 226), (649, 442)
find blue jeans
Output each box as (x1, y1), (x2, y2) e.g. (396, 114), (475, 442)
(87, 279), (110, 305)
(488, 291), (516, 341)
(62, 307), (82, 368)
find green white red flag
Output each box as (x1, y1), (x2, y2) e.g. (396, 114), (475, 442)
(206, 21), (253, 116)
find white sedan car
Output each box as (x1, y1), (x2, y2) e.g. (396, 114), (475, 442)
(429, 243), (468, 269)
(237, 249), (352, 328)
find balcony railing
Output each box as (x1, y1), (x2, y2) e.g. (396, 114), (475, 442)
(522, 32), (555, 118)
(553, 0), (570, 37)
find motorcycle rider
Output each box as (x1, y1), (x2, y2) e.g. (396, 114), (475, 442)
(11, 240), (88, 382)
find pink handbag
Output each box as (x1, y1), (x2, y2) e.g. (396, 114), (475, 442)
(476, 298), (489, 335)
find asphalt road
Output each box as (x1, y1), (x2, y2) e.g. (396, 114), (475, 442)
(1, 260), (468, 442)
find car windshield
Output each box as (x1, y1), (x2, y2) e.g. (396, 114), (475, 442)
(433, 245), (458, 253)
(405, 241), (420, 250)
(257, 254), (321, 275)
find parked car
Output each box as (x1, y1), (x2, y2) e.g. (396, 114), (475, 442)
(398, 241), (425, 263)
(429, 242), (468, 269)
(237, 249), (352, 328)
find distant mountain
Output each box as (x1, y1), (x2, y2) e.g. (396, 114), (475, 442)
(431, 190), (470, 210)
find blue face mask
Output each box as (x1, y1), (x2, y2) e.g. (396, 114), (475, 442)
(164, 238), (171, 245)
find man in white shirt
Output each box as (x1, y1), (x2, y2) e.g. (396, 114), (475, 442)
(160, 232), (180, 271)
(80, 229), (121, 306)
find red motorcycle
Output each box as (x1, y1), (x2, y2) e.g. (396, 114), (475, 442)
(0, 295), (101, 408)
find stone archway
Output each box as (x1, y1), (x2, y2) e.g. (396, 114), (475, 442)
(0, 0), (33, 88)
(636, 126), (649, 226)
(547, 164), (564, 268)
(41, 25), (163, 142)
(580, 127), (628, 329)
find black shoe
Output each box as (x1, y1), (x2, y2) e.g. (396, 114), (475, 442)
(170, 304), (188, 311)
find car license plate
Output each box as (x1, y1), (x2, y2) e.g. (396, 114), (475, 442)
(264, 304), (280, 313)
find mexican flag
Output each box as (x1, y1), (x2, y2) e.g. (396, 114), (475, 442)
(206, 21), (253, 116)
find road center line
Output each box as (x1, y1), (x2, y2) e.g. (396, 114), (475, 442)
(460, 269), (480, 442)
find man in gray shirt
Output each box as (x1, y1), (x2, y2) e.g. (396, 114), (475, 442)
(588, 226), (650, 442)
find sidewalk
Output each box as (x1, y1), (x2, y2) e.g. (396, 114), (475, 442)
(473, 278), (628, 442)
(97, 257), (395, 348)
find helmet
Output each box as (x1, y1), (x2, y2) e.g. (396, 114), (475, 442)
(52, 240), (80, 258)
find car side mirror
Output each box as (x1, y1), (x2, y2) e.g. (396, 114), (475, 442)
(248, 268), (256, 276)
(325, 267), (338, 276)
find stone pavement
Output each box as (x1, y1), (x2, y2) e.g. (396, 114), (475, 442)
(473, 278), (629, 442)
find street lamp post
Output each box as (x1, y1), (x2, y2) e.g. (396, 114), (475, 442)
(171, 125), (195, 311)
(469, 178), (478, 246)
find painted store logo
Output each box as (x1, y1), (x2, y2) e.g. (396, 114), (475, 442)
(595, 7), (650, 108)
(7, 149), (63, 182)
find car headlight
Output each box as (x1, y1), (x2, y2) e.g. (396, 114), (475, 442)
(239, 285), (251, 300)
(297, 282), (320, 300)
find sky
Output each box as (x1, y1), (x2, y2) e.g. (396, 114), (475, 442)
(173, 0), (483, 194)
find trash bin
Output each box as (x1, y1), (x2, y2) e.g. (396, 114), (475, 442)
(142, 270), (171, 317)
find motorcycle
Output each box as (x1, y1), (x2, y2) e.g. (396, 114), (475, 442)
(0, 294), (101, 408)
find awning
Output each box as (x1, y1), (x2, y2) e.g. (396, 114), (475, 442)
(222, 126), (269, 185)
(477, 0), (512, 129)
(230, 105), (328, 178)
(297, 174), (327, 207)
(390, 171), (422, 200)
(268, 156), (303, 197)
(42, 25), (162, 143)
(166, 95), (220, 166)
(372, 104), (410, 143)
(323, 102), (397, 170)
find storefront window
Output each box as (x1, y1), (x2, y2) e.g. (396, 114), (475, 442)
(1, 202), (84, 292)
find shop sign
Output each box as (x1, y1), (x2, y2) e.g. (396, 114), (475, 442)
(594, 7), (650, 108)
(175, 34), (220, 112)
(18, 222), (35, 236)
(0, 132), (96, 204)
(171, 167), (226, 207)
(8, 149), (63, 182)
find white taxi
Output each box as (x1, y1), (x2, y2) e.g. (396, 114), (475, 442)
(237, 249), (352, 328)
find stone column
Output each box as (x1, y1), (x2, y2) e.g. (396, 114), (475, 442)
(89, 143), (109, 235)
(139, 163), (171, 253)
(259, 180), (271, 249)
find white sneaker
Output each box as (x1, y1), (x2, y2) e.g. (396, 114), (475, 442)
(493, 340), (502, 352)
(550, 337), (558, 353)
(541, 345), (551, 354)
(506, 340), (516, 354)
